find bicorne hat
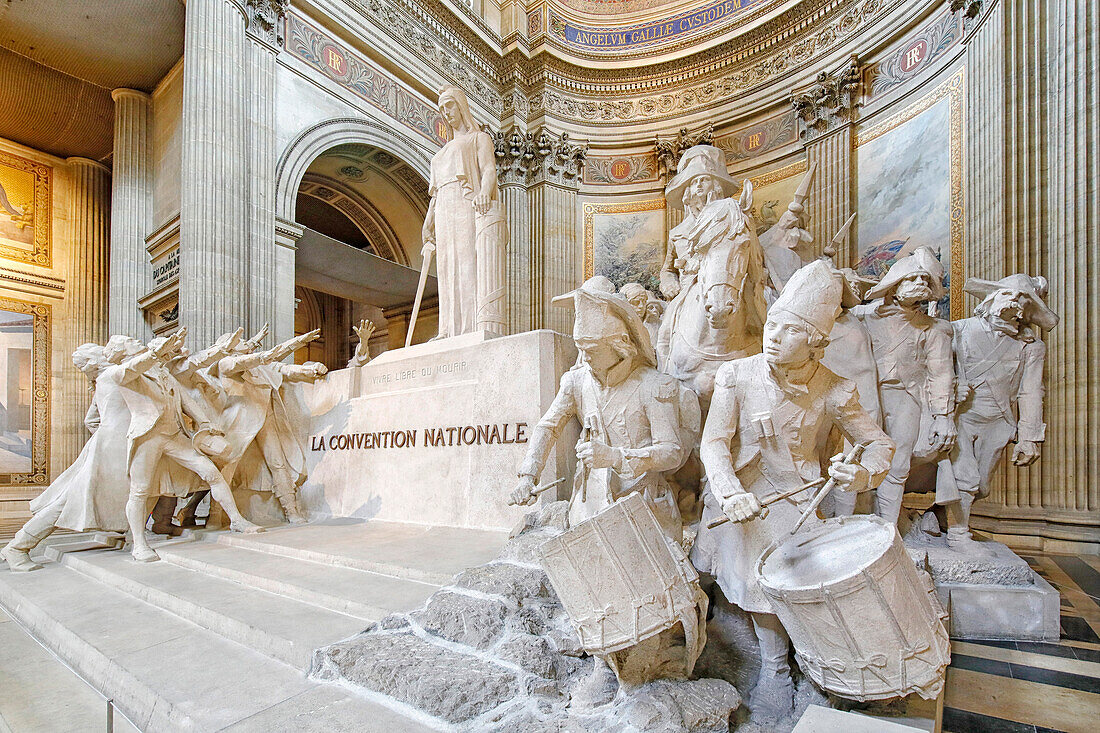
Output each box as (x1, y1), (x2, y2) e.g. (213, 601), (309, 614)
(665, 145), (738, 205)
(864, 246), (946, 302)
(964, 273), (1058, 331)
(552, 276), (656, 367)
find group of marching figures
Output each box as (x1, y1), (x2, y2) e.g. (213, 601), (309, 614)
(2, 327), (328, 569)
(509, 144), (1059, 718)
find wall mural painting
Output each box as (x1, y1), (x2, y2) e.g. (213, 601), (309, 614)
(855, 71), (964, 317)
(744, 159), (808, 236)
(0, 297), (49, 488)
(583, 199), (666, 292)
(0, 152), (51, 267)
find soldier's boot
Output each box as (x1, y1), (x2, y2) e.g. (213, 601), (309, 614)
(2, 527), (53, 572)
(150, 496), (182, 537)
(175, 490), (209, 528)
(749, 612), (794, 722)
(275, 488), (307, 525)
(945, 492), (993, 555)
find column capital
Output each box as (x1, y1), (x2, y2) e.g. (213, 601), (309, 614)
(244, 0), (289, 47)
(111, 88), (151, 104)
(654, 122), (714, 180)
(492, 126), (588, 187)
(65, 157), (111, 175)
(792, 55), (862, 143)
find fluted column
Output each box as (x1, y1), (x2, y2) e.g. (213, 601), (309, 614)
(244, 0), (287, 340)
(530, 181), (582, 333)
(108, 89), (151, 338)
(803, 128), (854, 263)
(500, 178), (530, 334)
(57, 158), (111, 471)
(178, 0), (250, 348)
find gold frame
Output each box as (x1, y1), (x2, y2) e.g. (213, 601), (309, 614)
(747, 158), (808, 190)
(0, 295), (50, 488)
(0, 151), (52, 267)
(855, 70), (965, 318)
(583, 198), (667, 279)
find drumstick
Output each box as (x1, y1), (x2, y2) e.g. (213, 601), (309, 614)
(531, 477), (566, 495)
(705, 478), (826, 529)
(789, 442), (868, 535)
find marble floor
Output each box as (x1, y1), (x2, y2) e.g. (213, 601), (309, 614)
(942, 554), (1100, 733)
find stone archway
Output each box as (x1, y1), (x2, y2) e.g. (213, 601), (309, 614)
(274, 117), (434, 223)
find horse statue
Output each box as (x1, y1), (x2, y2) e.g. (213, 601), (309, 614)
(656, 180), (768, 411)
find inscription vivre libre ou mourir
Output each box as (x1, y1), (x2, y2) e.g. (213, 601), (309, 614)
(312, 422), (529, 452)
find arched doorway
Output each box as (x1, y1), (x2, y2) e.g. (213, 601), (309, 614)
(288, 142), (437, 369)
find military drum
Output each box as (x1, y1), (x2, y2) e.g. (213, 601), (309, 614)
(755, 515), (950, 701)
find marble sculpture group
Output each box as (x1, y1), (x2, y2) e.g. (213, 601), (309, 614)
(1, 89), (1060, 727)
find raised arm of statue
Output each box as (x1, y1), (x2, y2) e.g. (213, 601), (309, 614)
(277, 362), (329, 383)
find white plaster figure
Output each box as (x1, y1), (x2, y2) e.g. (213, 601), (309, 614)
(655, 145), (768, 407)
(694, 259), (894, 720)
(421, 86), (508, 339)
(116, 331), (263, 563)
(347, 319), (376, 367)
(855, 246), (956, 524)
(509, 276), (694, 543)
(943, 274), (1058, 551)
(204, 329), (325, 525)
(1, 344), (119, 571)
(620, 282), (662, 361)
(756, 162), (818, 294)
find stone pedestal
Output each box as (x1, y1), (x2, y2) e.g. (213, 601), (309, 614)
(301, 329), (578, 531)
(906, 537), (1059, 641)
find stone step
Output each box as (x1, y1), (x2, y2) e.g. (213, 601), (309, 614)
(204, 519), (510, 586)
(155, 540), (440, 621)
(55, 544), (369, 670)
(0, 561), (440, 732)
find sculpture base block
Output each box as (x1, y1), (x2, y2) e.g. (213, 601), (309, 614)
(301, 330), (578, 531)
(906, 537), (1059, 641)
(794, 704), (938, 732)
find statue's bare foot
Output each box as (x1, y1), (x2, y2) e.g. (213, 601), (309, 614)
(131, 546), (160, 563)
(2, 545), (42, 572)
(230, 519), (265, 534)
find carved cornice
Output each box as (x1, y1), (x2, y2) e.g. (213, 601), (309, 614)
(493, 127), (588, 186)
(654, 123), (714, 178)
(245, 0), (290, 47)
(792, 55), (862, 142)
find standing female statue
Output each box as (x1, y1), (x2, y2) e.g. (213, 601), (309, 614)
(419, 86), (508, 338)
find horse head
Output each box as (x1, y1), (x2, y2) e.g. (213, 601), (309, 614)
(697, 181), (761, 329)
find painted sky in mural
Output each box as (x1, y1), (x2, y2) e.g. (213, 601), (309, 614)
(856, 97), (951, 308)
(592, 208), (665, 292)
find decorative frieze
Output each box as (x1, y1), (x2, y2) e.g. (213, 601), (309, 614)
(713, 110), (798, 162)
(583, 154), (659, 186)
(863, 10), (963, 98)
(792, 56), (862, 141)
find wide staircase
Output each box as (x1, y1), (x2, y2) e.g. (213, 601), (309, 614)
(0, 519), (510, 732)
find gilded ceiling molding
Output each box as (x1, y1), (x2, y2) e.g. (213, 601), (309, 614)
(792, 55), (862, 141)
(492, 127), (589, 186)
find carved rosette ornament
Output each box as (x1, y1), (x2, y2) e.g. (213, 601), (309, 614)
(245, 0), (290, 46)
(654, 123), (714, 179)
(492, 127), (588, 186)
(792, 56), (862, 142)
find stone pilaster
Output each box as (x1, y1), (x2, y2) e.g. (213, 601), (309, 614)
(244, 0), (287, 339)
(178, 0), (250, 349)
(108, 89), (151, 338)
(494, 127), (587, 334)
(654, 123), (714, 232)
(57, 158), (110, 472)
(793, 56), (861, 262)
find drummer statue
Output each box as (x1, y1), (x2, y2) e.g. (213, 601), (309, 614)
(943, 274), (1058, 552)
(695, 260), (894, 720)
(509, 276), (693, 543)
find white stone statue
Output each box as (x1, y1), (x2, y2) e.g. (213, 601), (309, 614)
(509, 276), (696, 543)
(942, 274), (1058, 551)
(117, 330), (264, 562)
(202, 329), (325, 525)
(693, 259), (895, 720)
(421, 86), (508, 339)
(756, 162), (818, 295)
(1, 344), (121, 571)
(655, 146), (768, 408)
(346, 319), (376, 367)
(619, 282), (662, 361)
(854, 246), (956, 524)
